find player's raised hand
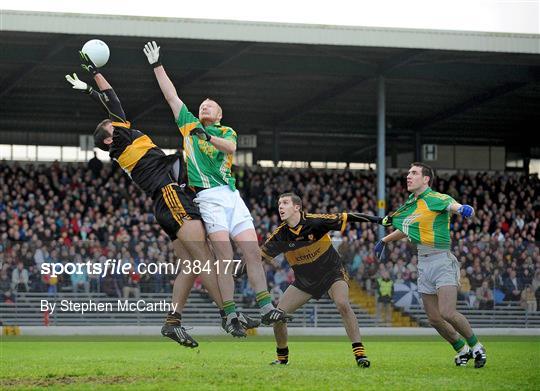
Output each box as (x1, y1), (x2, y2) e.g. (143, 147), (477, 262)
(79, 51), (99, 75)
(65, 73), (93, 94)
(457, 204), (474, 218)
(143, 41), (161, 67)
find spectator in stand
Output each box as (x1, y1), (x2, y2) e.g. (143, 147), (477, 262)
(88, 151), (104, 178)
(0, 270), (11, 301)
(0, 162), (537, 308)
(475, 281), (494, 310)
(71, 256), (90, 293)
(458, 269), (472, 303)
(504, 270), (523, 301)
(11, 261), (29, 293)
(520, 285), (537, 313)
(532, 270), (540, 308)
(376, 270), (394, 326)
(122, 261), (141, 298)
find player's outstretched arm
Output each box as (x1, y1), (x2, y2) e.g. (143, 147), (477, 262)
(143, 41), (184, 121)
(65, 72), (127, 123)
(448, 202), (475, 218)
(69, 51), (128, 124)
(347, 212), (392, 227)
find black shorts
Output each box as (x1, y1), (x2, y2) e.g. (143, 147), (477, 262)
(153, 183), (201, 240)
(293, 265), (349, 300)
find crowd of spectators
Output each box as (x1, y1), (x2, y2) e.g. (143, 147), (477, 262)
(1, 159), (539, 313)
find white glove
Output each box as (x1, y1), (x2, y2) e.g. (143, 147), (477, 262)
(143, 41), (160, 66)
(65, 73), (92, 93)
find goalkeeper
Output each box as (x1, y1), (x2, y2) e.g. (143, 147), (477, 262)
(375, 162), (486, 368)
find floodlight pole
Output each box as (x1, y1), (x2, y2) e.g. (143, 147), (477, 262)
(377, 76), (386, 240)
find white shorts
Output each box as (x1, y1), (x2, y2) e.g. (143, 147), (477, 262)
(417, 251), (460, 295)
(193, 185), (254, 237)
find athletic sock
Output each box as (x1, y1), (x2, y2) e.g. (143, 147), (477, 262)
(276, 346), (289, 364)
(219, 309), (226, 318)
(222, 300), (237, 316)
(352, 342), (366, 358)
(466, 334), (479, 347)
(451, 338), (466, 352)
(256, 291), (273, 313)
(165, 311), (181, 325)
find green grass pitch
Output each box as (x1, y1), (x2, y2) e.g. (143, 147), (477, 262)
(1, 335), (539, 390)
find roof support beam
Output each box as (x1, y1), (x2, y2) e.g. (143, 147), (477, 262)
(0, 35), (75, 100)
(270, 49), (426, 127)
(409, 81), (528, 130)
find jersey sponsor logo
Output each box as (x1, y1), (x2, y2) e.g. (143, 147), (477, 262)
(284, 234), (332, 266)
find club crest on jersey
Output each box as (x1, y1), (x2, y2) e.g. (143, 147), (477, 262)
(198, 140), (217, 157)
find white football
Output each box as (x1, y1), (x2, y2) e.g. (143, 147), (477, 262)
(81, 39), (110, 68)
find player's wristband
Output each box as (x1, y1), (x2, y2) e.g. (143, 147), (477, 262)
(152, 61), (162, 68)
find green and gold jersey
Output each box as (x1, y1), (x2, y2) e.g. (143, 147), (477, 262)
(176, 105), (237, 191)
(390, 187), (456, 249)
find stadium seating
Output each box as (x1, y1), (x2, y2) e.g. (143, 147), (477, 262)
(1, 292), (379, 327)
(0, 162), (538, 328)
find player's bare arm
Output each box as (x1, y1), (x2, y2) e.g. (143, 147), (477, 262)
(208, 134), (236, 154)
(382, 229), (407, 243)
(143, 41), (184, 121)
(93, 73), (112, 91)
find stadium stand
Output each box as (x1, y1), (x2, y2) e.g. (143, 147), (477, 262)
(1, 161), (538, 328)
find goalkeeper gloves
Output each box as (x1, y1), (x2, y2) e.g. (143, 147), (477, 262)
(190, 127), (212, 142)
(143, 41), (161, 68)
(457, 204), (474, 218)
(79, 51), (100, 76)
(380, 215), (392, 227)
(65, 73), (93, 94)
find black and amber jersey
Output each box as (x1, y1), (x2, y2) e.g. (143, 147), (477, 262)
(261, 212), (348, 287)
(90, 88), (183, 197)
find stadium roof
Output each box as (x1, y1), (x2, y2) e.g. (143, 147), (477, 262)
(1, 11), (539, 162)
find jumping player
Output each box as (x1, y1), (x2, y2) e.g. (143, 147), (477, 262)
(143, 41), (290, 335)
(65, 52), (258, 348)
